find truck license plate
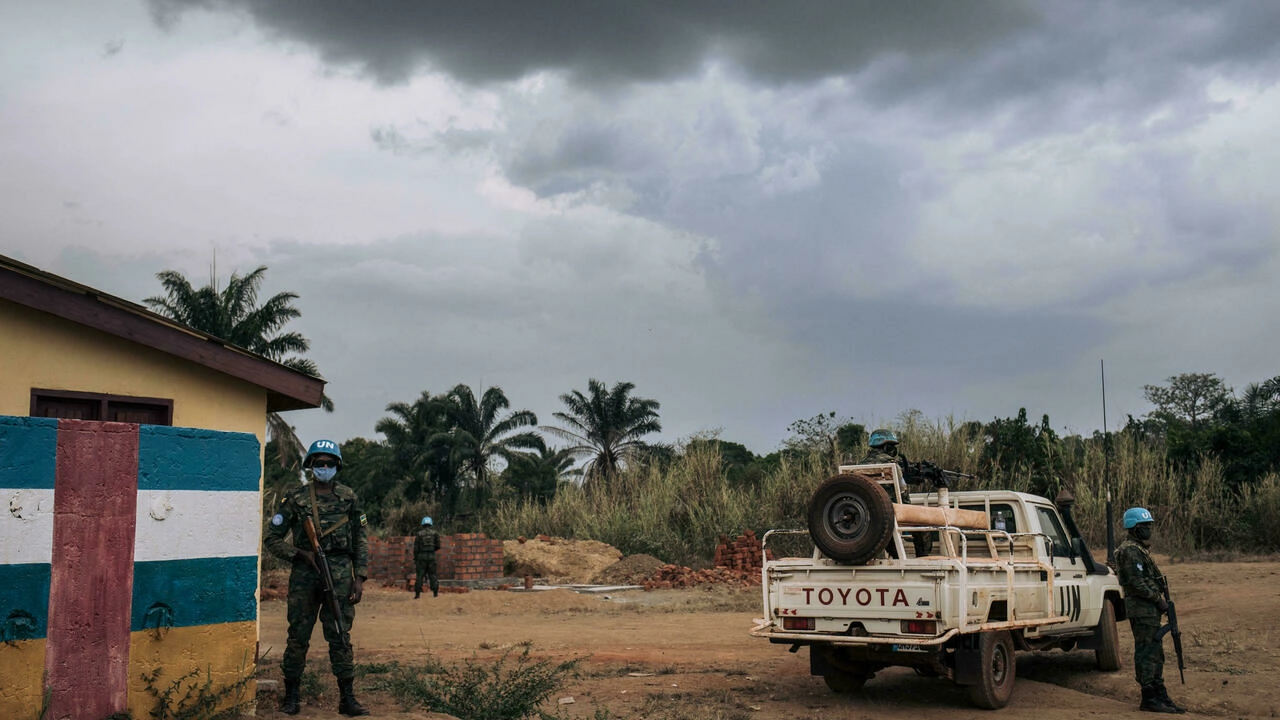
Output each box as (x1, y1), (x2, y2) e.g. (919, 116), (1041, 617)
(891, 644), (927, 653)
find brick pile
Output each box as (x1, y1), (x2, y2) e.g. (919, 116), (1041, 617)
(712, 530), (771, 571)
(642, 564), (761, 589)
(641, 531), (770, 589)
(366, 533), (504, 587)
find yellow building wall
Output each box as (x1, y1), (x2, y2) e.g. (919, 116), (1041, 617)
(0, 298), (274, 715)
(0, 299), (267, 442)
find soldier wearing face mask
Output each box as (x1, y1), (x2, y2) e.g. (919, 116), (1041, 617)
(1115, 507), (1185, 714)
(265, 439), (371, 716)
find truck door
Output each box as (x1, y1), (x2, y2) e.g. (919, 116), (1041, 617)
(1034, 505), (1091, 625)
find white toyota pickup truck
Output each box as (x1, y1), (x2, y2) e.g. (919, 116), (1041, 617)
(750, 463), (1123, 709)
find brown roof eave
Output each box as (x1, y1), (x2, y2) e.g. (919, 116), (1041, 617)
(1, 258), (325, 411)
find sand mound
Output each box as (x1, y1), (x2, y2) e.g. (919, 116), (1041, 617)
(592, 554), (665, 585)
(503, 536), (623, 584)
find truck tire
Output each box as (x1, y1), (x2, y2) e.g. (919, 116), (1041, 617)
(823, 670), (870, 694)
(815, 646), (872, 693)
(808, 473), (894, 564)
(967, 630), (1016, 709)
(1095, 600), (1120, 671)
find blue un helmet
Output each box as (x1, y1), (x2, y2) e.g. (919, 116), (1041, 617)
(421, 516), (433, 526)
(304, 439), (343, 469)
(868, 428), (899, 449)
(1123, 507), (1154, 529)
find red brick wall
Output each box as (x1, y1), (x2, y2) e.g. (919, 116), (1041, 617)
(368, 533), (504, 584)
(438, 533), (504, 580)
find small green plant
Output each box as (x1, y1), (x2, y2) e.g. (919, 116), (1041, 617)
(299, 669), (325, 702)
(363, 646), (583, 720)
(139, 660), (253, 720)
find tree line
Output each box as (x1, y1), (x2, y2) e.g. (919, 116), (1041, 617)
(147, 266), (1280, 553)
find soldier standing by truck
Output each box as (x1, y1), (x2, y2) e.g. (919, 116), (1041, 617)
(264, 439), (371, 717)
(1115, 507), (1185, 714)
(414, 516), (441, 598)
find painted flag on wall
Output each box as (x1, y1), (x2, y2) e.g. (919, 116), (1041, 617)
(0, 416), (261, 718)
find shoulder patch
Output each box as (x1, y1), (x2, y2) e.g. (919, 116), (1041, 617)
(271, 513), (284, 526)
(359, 513), (368, 527)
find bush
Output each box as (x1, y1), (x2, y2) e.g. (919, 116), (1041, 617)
(362, 645), (582, 719)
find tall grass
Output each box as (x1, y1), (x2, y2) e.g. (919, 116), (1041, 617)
(484, 424), (1280, 566)
(487, 443), (825, 567)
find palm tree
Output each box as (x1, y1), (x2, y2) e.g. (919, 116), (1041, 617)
(375, 390), (458, 507)
(143, 265), (330, 465)
(503, 442), (580, 504)
(444, 384), (541, 508)
(546, 379), (661, 484)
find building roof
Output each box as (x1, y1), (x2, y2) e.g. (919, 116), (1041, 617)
(0, 254), (325, 412)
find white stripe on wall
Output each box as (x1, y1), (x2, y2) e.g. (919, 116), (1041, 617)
(0, 488), (56, 565)
(133, 490), (261, 562)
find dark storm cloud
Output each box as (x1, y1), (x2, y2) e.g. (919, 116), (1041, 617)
(149, 1), (1280, 115)
(149, 0), (1038, 87)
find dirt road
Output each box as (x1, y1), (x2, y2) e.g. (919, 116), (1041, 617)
(254, 557), (1279, 719)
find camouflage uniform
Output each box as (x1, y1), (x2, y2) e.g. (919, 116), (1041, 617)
(265, 482), (369, 681)
(413, 525), (442, 597)
(860, 449), (925, 554)
(1115, 536), (1165, 686)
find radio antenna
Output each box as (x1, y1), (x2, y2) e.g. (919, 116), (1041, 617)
(1102, 359), (1115, 564)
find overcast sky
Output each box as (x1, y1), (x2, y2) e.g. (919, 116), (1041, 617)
(4, 1), (1279, 455)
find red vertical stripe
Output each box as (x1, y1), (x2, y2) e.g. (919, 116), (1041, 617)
(46, 420), (139, 719)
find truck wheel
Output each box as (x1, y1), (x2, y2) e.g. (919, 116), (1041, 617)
(1095, 600), (1120, 671)
(808, 473), (894, 564)
(823, 669), (870, 694)
(967, 630), (1016, 709)
(814, 646), (872, 693)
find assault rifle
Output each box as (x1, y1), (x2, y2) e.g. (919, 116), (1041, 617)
(1155, 578), (1185, 684)
(905, 460), (975, 488)
(303, 516), (351, 650)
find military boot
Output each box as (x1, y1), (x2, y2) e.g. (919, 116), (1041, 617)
(414, 588), (421, 599)
(1140, 684), (1179, 713)
(337, 677), (370, 717)
(1155, 682), (1187, 714)
(279, 677), (301, 715)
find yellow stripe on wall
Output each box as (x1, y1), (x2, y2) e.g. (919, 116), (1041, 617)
(0, 637), (47, 714)
(126, 621), (258, 717)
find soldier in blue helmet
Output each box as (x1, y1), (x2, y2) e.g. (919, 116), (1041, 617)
(862, 428), (907, 466)
(1115, 507), (1185, 714)
(414, 516), (442, 598)
(264, 439), (371, 716)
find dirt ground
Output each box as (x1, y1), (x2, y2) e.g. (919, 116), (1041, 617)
(253, 556), (1280, 719)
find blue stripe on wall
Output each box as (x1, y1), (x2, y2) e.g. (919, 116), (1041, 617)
(0, 416), (58, 489)
(0, 563), (51, 641)
(131, 556), (258, 630)
(137, 425), (260, 492)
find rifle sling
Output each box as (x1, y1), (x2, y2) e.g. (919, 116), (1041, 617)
(306, 480), (324, 549)
(305, 482), (351, 539)
(321, 515), (349, 538)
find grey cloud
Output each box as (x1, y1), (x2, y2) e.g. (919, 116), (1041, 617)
(148, 0), (1036, 88)
(147, 1), (1280, 127)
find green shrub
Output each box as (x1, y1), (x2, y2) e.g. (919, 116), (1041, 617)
(363, 645), (583, 720)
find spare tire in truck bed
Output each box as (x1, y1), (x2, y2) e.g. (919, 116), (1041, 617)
(807, 473), (895, 564)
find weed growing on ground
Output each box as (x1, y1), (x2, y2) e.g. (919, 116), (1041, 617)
(362, 645), (584, 720)
(637, 689), (753, 720)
